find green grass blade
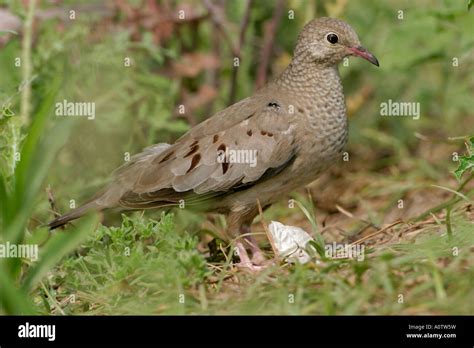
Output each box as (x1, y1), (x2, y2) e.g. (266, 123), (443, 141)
(12, 77), (62, 217)
(0, 172), (8, 232)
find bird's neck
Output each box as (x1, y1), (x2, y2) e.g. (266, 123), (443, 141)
(274, 57), (343, 95)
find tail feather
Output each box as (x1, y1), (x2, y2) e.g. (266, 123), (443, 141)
(48, 201), (101, 230)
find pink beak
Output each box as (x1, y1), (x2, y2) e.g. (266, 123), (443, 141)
(349, 46), (379, 67)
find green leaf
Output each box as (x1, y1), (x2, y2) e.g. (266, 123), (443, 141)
(453, 136), (474, 180)
(1, 103), (15, 118)
(454, 154), (474, 180)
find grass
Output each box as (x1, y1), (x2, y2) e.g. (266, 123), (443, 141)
(31, 210), (473, 315)
(28, 172), (473, 315)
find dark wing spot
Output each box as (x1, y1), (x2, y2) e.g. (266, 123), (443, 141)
(261, 131), (267, 136)
(222, 161), (229, 175)
(217, 144), (229, 174)
(184, 144), (199, 158)
(159, 151), (175, 163)
(244, 112), (255, 120)
(213, 134), (219, 143)
(247, 129), (252, 136)
(190, 140), (199, 147)
(297, 108), (304, 113)
(186, 154), (201, 173)
(267, 101), (281, 110)
(267, 132), (273, 137)
(229, 152), (297, 193)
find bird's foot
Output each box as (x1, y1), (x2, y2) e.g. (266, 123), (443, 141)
(234, 261), (267, 272)
(250, 249), (268, 266)
(242, 232), (270, 266)
(233, 241), (272, 272)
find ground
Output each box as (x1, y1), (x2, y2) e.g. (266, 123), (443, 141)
(32, 140), (474, 315)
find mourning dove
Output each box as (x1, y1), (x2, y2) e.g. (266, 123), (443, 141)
(49, 17), (379, 270)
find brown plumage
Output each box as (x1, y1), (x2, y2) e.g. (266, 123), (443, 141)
(49, 18), (378, 270)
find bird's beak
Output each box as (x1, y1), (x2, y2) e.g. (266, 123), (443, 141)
(348, 45), (379, 67)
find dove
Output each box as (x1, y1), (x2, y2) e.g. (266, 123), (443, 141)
(49, 17), (379, 270)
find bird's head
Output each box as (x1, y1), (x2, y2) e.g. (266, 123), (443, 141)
(294, 17), (379, 67)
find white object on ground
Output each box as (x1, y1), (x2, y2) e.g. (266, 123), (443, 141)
(268, 221), (316, 264)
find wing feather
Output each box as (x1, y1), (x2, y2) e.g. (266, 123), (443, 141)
(112, 95), (299, 207)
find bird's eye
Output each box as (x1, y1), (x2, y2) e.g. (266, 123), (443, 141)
(326, 33), (338, 44)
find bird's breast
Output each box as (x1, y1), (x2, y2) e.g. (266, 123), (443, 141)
(293, 83), (348, 166)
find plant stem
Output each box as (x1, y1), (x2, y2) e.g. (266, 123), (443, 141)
(20, 0), (37, 126)
(445, 206), (453, 238)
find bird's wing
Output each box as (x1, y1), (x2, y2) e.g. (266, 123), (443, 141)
(111, 96), (298, 207)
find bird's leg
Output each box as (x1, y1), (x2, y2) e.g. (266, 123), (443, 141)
(226, 210), (267, 271)
(248, 237), (267, 265)
(240, 224), (267, 266)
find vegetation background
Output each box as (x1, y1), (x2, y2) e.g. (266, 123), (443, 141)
(0, 0), (472, 315)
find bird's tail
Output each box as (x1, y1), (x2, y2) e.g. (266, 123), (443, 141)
(48, 201), (101, 230)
